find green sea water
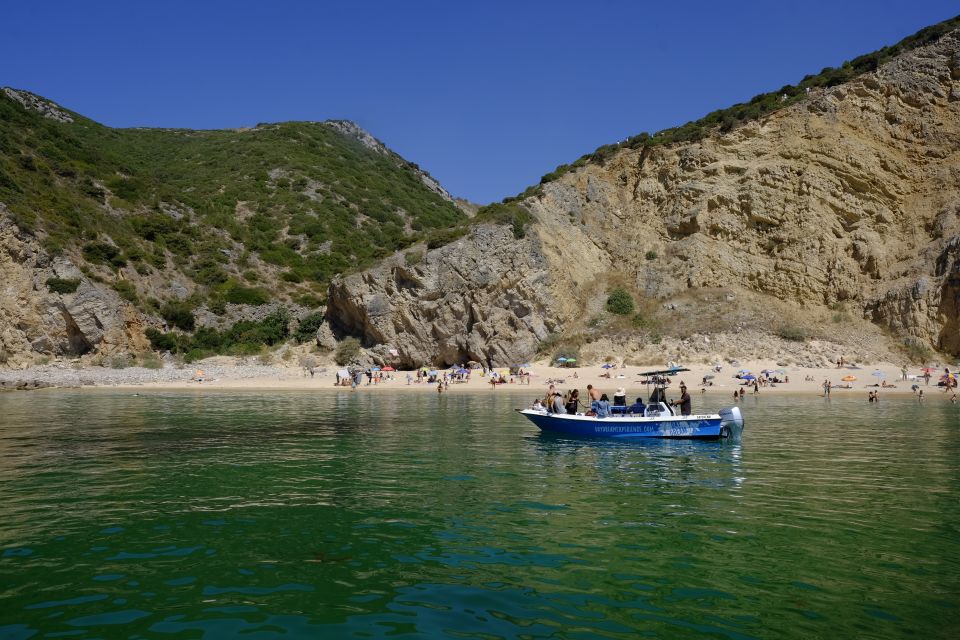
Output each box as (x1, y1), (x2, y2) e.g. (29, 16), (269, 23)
(0, 390), (957, 639)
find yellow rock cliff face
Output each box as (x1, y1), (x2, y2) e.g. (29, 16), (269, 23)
(528, 30), (960, 356)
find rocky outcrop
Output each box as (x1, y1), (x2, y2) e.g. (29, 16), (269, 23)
(326, 225), (563, 367)
(0, 210), (145, 367)
(2, 88), (74, 123)
(326, 30), (960, 363)
(323, 119), (454, 202)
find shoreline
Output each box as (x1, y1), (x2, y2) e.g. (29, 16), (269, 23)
(2, 359), (955, 401)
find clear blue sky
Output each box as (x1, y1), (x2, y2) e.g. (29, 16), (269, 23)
(3, 1), (956, 203)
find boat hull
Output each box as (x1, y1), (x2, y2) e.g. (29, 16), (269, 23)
(519, 408), (743, 440)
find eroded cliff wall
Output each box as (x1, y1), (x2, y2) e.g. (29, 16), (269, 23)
(327, 30), (960, 365)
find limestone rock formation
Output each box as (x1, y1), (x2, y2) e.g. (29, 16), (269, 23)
(325, 30), (960, 364)
(0, 210), (144, 367)
(326, 225), (563, 367)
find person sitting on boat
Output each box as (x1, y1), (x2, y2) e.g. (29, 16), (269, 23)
(613, 387), (627, 407)
(595, 394), (611, 418)
(628, 397), (646, 415)
(531, 398), (545, 410)
(551, 391), (565, 414)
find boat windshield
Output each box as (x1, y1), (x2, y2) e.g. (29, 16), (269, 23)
(644, 402), (674, 418)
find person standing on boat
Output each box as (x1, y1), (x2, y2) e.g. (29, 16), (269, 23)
(544, 384), (556, 408)
(565, 389), (581, 414)
(587, 384), (601, 413)
(673, 387), (692, 416)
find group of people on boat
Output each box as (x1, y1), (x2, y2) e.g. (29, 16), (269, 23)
(531, 380), (693, 418)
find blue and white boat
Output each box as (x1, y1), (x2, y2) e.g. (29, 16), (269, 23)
(519, 368), (744, 439)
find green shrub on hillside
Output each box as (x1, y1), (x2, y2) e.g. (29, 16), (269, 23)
(145, 328), (178, 352)
(473, 202), (531, 239)
(145, 309), (291, 358)
(160, 302), (195, 331)
(606, 288), (635, 315)
(222, 282), (270, 305)
(294, 312), (325, 344)
(777, 325), (807, 342)
(83, 242), (126, 267)
(112, 279), (138, 303)
(335, 337), (361, 365)
(45, 277), (80, 294)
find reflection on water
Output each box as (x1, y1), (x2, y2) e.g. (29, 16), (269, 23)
(0, 391), (958, 638)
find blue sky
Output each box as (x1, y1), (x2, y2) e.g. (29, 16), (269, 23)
(3, 1), (956, 203)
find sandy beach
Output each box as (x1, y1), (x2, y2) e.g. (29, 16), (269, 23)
(5, 358), (955, 402)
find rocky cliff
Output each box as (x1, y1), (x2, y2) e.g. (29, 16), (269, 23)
(0, 207), (146, 368)
(326, 225), (566, 368)
(326, 28), (960, 366)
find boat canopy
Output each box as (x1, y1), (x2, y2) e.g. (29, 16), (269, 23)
(636, 367), (690, 377)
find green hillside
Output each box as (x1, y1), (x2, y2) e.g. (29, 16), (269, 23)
(0, 89), (464, 315)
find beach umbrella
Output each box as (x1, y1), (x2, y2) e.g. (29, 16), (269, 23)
(704, 374), (715, 380)
(370, 366), (381, 371)
(382, 366), (395, 372)
(841, 375), (857, 382)
(738, 369), (750, 375)
(775, 369), (787, 374)
(761, 369), (774, 374)
(742, 374), (756, 381)
(428, 370), (438, 376)
(520, 363), (532, 368)
(566, 358), (577, 363)
(456, 368), (469, 374)
(556, 357), (568, 363)
(601, 363), (615, 369)
(871, 371), (885, 378)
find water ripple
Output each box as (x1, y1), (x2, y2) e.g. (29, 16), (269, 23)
(0, 391), (957, 638)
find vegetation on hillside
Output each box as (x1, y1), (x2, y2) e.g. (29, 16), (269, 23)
(0, 90), (465, 355)
(0, 93), (463, 284)
(504, 14), (960, 202)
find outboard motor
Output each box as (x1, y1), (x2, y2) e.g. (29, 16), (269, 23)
(718, 406), (745, 439)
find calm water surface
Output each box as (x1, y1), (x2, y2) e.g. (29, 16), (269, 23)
(0, 390), (958, 639)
